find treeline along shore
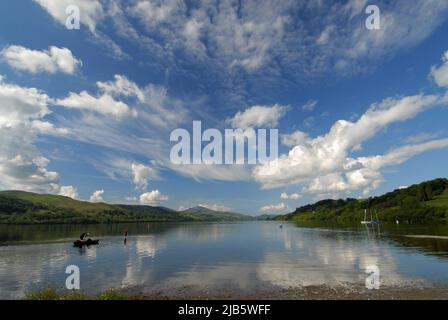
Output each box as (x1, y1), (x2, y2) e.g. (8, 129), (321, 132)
(1, 178), (448, 224)
(0, 191), (251, 224)
(274, 178), (448, 224)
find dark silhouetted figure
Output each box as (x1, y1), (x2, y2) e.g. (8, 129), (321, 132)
(80, 232), (90, 241)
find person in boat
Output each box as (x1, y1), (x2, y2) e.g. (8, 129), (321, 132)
(80, 232), (90, 241)
(74, 232), (98, 247)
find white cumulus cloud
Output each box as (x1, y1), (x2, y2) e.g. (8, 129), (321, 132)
(254, 93), (448, 197)
(56, 79), (138, 119)
(1, 45), (81, 75)
(280, 192), (301, 200)
(131, 163), (159, 191)
(34, 0), (127, 59)
(139, 190), (168, 206)
(89, 189), (104, 202)
(58, 185), (79, 199)
(260, 202), (286, 212)
(227, 104), (288, 129)
(430, 51), (448, 88)
(34, 0), (104, 32)
(0, 78), (65, 193)
(281, 131), (309, 147)
(58, 74), (186, 126)
(31, 120), (69, 136)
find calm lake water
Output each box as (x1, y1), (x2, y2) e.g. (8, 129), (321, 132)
(1, 221), (448, 299)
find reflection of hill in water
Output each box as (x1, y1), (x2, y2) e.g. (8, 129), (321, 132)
(381, 224), (448, 259)
(0, 222), (179, 244)
(3, 222), (448, 299)
(172, 223), (229, 241)
(295, 221), (448, 260)
(0, 222), (232, 246)
(390, 234), (448, 259)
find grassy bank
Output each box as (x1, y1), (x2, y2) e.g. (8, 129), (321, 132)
(25, 288), (129, 300)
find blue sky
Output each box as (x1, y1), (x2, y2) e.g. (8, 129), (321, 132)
(1, 0), (448, 215)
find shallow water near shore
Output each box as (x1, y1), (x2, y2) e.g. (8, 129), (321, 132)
(1, 221), (448, 299)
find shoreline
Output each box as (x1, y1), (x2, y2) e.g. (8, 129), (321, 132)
(24, 285), (448, 300)
(135, 285), (448, 300)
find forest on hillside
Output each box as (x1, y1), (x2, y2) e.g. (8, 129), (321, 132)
(276, 178), (448, 224)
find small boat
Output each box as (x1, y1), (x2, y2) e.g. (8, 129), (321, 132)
(73, 239), (99, 247)
(362, 208), (381, 225)
(371, 210), (381, 225)
(361, 209), (372, 224)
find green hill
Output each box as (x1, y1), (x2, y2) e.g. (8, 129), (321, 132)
(180, 206), (252, 221)
(275, 178), (448, 224)
(0, 191), (251, 224)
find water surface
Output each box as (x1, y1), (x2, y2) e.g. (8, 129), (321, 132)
(1, 221), (448, 299)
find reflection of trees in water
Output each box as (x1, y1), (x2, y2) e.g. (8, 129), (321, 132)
(295, 222), (448, 260)
(0, 222), (231, 296)
(371, 223), (448, 259)
(389, 235), (448, 259)
(0, 222), (180, 244)
(172, 223), (228, 241)
(3, 222), (448, 298)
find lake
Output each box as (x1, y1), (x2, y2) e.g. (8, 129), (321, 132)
(1, 221), (448, 299)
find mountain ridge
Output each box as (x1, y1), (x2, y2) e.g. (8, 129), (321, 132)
(180, 205), (252, 221)
(0, 191), (252, 224)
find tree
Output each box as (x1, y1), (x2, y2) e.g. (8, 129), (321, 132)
(417, 186), (427, 201)
(425, 184), (433, 201)
(402, 196), (420, 209)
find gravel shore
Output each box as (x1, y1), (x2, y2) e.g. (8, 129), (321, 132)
(129, 285), (448, 300)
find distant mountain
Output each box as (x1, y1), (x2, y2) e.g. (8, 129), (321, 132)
(0, 191), (251, 224)
(256, 214), (277, 220)
(181, 206), (217, 214)
(275, 178), (448, 224)
(180, 206), (252, 221)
